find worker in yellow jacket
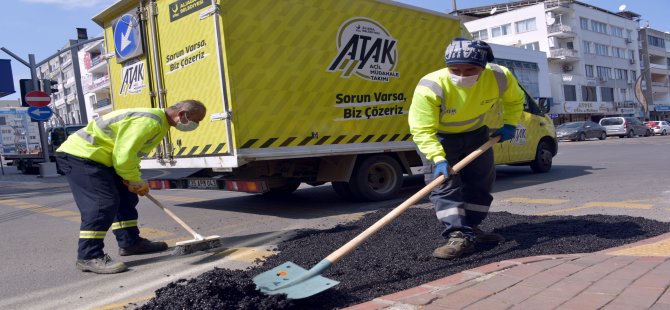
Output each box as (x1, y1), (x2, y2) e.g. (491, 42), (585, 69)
(409, 38), (524, 260)
(55, 100), (206, 274)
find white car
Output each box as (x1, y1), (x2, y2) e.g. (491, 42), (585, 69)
(646, 121), (670, 136)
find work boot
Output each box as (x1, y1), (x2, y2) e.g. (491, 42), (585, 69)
(119, 238), (168, 256)
(76, 254), (128, 274)
(473, 226), (505, 244)
(433, 231), (475, 259)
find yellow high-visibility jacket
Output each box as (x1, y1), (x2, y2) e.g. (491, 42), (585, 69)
(57, 108), (169, 182)
(408, 63), (524, 164)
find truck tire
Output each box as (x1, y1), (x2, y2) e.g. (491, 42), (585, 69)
(331, 182), (361, 200)
(262, 181), (301, 197)
(350, 155), (403, 201)
(530, 141), (552, 173)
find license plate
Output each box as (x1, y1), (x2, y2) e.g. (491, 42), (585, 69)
(187, 179), (219, 189)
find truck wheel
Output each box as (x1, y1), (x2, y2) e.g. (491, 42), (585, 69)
(332, 182), (360, 200)
(350, 155), (403, 201)
(263, 181), (301, 197)
(530, 141), (552, 173)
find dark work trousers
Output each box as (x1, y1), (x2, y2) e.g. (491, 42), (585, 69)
(55, 154), (141, 260)
(424, 126), (495, 240)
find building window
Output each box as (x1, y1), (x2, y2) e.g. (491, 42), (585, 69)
(594, 43), (609, 56)
(585, 65), (594, 77)
(563, 85), (577, 101)
(648, 35), (666, 48)
(515, 18), (536, 33)
(596, 66), (611, 79)
(582, 86), (597, 101)
(491, 24), (511, 37)
(521, 42), (540, 50)
(493, 58), (540, 98)
(613, 68), (628, 80)
(610, 26), (623, 38)
(626, 30), (633, 41)
(471, 29), (488, 40)
(580, 17), (589, 30)
(582, 41), (591, 54)
(630, 70), (636, 81)
(612, 47), (625, 58)
(590, 20), (607, 34)
(600, 87), (614, 101)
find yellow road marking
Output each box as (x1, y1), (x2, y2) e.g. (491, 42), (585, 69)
(92, 295), (154, 310)
(139, 227), (174, 240)
(505, 198), (569, 205)
(536, 201), (653, 216)
(215, 246), (275, 263)
(608, 239), (670, 257)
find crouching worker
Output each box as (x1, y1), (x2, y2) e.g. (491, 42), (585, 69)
(55, 100), (207, 273)
(408, 38), (524, 259)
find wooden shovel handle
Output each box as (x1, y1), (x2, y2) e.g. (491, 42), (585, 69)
(324, 136), (500, 264)
(145, 193), (203, 240)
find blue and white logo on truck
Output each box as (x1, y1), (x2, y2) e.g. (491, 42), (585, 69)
(327, 17), (399, 82)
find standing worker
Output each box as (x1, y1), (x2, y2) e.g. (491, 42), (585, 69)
(408, 38), (524, 260)
(56, 100), (207, 274)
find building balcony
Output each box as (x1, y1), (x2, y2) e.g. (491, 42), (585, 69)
(544, 0), (572, 14)
(547, 24), (575, 38)
(93, 98), (112, 110)
(548, 48), (579, 62)
(652, 81), (669, 93)
(84, 75), (110, 94)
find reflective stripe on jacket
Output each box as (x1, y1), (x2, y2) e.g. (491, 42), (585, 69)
(408, 63), (524, 163)
(56, 108), (169, 182)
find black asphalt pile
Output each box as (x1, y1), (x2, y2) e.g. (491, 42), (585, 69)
(140, 208), (669, 310)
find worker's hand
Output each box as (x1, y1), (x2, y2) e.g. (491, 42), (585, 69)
(126, 180), (150, 196)
(492, 124), (517, 143)
(433, 160), (450, 178)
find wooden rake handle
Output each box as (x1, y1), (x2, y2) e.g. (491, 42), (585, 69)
(145, 193), (204, 240)
(324, 136), (500, 264)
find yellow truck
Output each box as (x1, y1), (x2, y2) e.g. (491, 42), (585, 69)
(92, 0), (557, 201)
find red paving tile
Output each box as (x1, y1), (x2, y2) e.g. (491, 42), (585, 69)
(557, 292), (616, 310)
(346, 235), (670, 310)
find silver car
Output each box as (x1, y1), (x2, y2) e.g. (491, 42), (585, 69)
(598, 117), (651, 138)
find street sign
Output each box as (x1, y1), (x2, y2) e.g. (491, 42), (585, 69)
(25, 90), (51, 107)
(27, 106), (53, 121)
(114, 13), (142, 62)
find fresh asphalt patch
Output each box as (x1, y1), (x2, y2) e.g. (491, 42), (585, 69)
(139, 208), (669, 309)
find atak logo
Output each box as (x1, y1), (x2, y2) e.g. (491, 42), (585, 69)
(327, 17), (399, 82)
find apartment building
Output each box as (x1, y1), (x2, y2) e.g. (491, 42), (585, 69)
(456, 0), (642, 124)
(37, 41), (86, 127)
(639, 27), (670, 120)
(79, 37), (112, 121)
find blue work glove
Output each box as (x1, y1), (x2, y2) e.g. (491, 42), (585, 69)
(492, 124), (516, 143)
(433, 160), (449, 178)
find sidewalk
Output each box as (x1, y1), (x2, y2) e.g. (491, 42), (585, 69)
(0, 164), (67, 184)
(347, 232), (670, 310)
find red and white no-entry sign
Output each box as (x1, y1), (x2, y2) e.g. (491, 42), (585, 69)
(25, 90), (51, 107)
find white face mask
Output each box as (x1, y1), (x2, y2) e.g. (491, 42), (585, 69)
(175, 113), (199, 132)
(450, 73), (480, 88)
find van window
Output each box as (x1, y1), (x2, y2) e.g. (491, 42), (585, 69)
(600, 118), (623, 125)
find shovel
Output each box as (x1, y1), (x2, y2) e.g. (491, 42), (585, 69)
(253, 137), (500, 299)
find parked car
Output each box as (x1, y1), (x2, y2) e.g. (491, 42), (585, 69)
(556, 121), (607, 141)
(644, 121), (670, 136)
(599, 117), (651, 138)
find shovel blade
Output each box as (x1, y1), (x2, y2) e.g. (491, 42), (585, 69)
(253, 261), (339, 299)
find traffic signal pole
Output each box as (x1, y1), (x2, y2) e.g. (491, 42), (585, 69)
(29, 54), (51, 164)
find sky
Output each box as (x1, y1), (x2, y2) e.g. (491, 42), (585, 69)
(1, 0), (668, 101)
